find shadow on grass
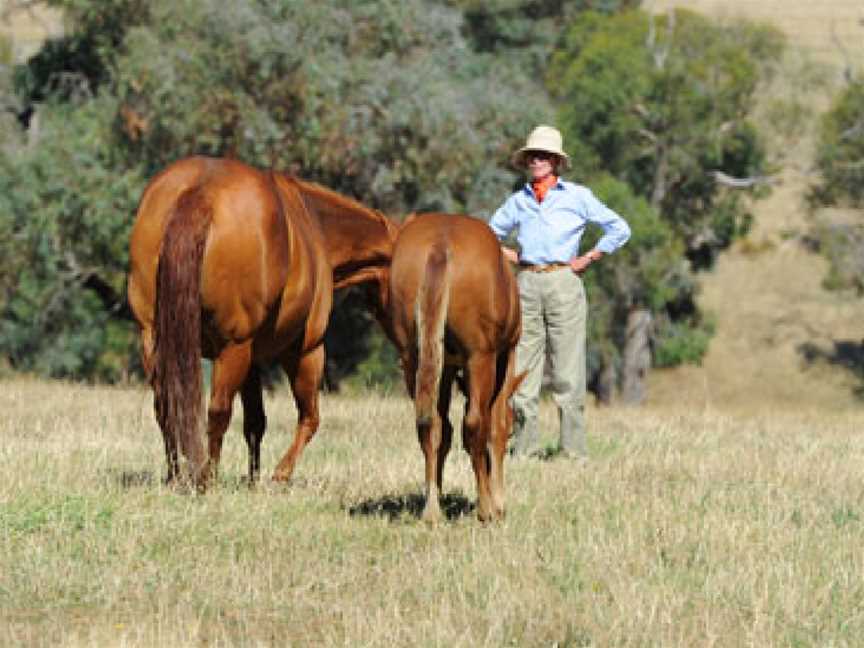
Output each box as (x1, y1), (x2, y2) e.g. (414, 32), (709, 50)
(512, 447), (586, 461)
(111, 469), (158, 489)
(347, 491), (475, 522)
(108, 469), (260, 493)
(798, 339), (864, 398)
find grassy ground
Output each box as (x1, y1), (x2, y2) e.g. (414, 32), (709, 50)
(2, 378), (863, 646)
(2, 4), (862, 646)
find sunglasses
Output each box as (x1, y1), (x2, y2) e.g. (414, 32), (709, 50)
(525, 150), (556, 162)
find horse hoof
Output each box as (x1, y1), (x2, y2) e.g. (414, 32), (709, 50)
(421, 508), (442, 525)
(476, 507), (497, 524)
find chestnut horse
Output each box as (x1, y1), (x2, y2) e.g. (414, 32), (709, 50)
(127, 156), (396, 489)
(386, 213), (524, 522)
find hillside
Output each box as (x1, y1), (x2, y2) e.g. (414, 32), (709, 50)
(647, 0), (864, 411)
(652, 0), (864, 65)
(0, 1), (63, 61)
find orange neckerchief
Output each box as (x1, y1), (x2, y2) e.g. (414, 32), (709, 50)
(531, 175), (558, 203)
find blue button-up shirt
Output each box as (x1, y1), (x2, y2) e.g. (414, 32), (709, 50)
(488, 179), (631, 264)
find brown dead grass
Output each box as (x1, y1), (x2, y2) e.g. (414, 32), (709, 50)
(650, 0), (864, 66)
(2, 379), (863, 647)
(0, 1), (64, 61)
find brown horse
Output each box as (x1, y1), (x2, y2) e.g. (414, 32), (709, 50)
(127, 156), (397, 489)
(385, 213), (524, 522)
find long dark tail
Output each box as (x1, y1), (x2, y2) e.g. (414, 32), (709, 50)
(414, 246), (450, 426)
(153, 188), (211, 480)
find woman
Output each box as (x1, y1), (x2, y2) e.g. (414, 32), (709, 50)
(488, 125), (631, 460)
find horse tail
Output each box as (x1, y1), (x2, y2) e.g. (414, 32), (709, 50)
(153, 187), (211, 481)
(414, 245), (450, 426)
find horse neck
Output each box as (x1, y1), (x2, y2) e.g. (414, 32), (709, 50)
(297, 184), (396, 289)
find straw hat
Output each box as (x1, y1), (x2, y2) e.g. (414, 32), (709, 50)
(511, 125), (571, 169)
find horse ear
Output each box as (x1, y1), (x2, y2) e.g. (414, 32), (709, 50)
(508, 370), (528, 398)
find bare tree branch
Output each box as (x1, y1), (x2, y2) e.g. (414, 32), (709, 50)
(710, 170), (777, 188)
(646, 7), (675, 71)
(839, 119), (864, 141)
(63, 251), (133, 320)
(636, 128), (658, 143)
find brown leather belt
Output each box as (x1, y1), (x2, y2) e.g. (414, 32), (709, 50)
(518, 262), (569, 273)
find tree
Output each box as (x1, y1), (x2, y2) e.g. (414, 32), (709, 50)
(551, 9), (782, 268)
(809, 79), (864, 295)
(0, 98), (145, 379)
(0, 0), (552, 381)
(547, 8), (782, 400)
(580, 175), (711, 402)
(1, 1), (783, 398)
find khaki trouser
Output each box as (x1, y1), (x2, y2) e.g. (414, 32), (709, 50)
(510, 267), (588, 458)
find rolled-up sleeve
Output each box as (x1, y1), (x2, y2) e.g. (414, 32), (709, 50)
(581, 189), (631, 254)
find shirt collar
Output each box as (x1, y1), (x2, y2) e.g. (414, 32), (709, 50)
(523, 177), (565, 192)
(523, 176), (565, 199)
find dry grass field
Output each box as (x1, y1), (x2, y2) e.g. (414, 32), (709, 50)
(1, 378), (863, 646)
(1, 3), (863, 646)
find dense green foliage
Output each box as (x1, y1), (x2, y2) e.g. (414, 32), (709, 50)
(580, 175), (713, 374)
(552, 9), (782, 268)
(0, 0), (550, 381)
(0, 1), (783, 394)
(549, 9), (781, 370)
(813, 80), (864, 208)
(810, 79), (864, 294)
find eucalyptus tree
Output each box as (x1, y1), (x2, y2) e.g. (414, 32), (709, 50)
(548, 8), (784, 400)
(810, 79), (864, 295)
(0, 0), (549, 381)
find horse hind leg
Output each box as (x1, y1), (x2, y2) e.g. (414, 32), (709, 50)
(464, 352), (497, 522)
(435, 367), (457, 496)
(272, 344), (325, 483)
(203, 342), (253, 487)
(487, 351), (513, 520)
(140, 325), (179, 484)
(417, 410), (443, 524)
(240, 365), (266, 484)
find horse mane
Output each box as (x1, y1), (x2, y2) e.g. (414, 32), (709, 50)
(279, 173), (399, 242)
(282, 175), (372, 216)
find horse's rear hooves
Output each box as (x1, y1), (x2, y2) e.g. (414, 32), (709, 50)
(421, 511), (443, 525)
(476, 510), (505, 524)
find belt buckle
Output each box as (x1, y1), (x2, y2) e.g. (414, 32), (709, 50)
(540, 262), (565, 273)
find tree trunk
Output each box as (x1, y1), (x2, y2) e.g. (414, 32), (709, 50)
(621, 307), (653, 405)
(651, 143), (669, 209)
(594, 357), (617, 406)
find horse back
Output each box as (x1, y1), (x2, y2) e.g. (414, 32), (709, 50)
(129, 157), (214, 331)
(390, 213), (518, 355)
(129, 156), (328, 359)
